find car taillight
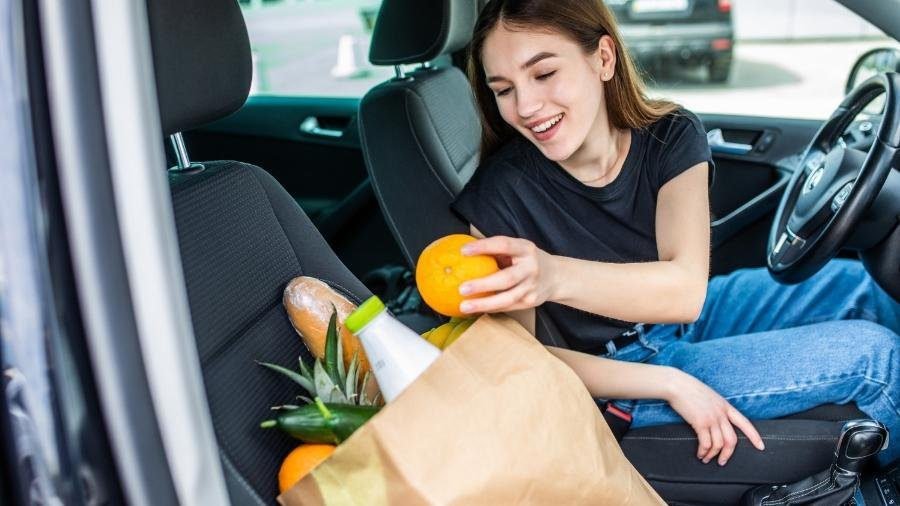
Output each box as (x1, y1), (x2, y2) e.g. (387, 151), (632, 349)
(711, 38), (732, 51)
(718, 0), (731, 13)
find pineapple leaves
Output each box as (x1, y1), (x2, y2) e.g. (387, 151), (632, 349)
(298, 356), (314, 383)
(335, 311), (346, 384)
(256, 360), (314, 394)
(359, 371), (373, 406)
(314, 359), (349, 404)
(324, 306), (343, 389)
(345, 351), (360, 403)
(258, 304), (373, 407)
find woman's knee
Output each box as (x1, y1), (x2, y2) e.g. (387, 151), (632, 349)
(851, 319), (899, 344)
(822, 258), (867, 279)
(849, 320), (900, 373)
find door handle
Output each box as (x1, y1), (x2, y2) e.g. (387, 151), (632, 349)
(707, 128), (753, 155)
(299, 116), (344, 139)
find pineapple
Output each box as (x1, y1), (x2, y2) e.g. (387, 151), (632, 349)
(259, 307), (378, 406)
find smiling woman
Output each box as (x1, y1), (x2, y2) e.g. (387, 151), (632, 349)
(450, 0), (900, 477)
(467, 0), (679, 163)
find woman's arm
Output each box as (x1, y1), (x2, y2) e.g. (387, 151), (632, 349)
(546, 345), (677, 399)
(470, 229), (684, 401)
(547, 344), (765, 466)
(460, 162), (710, 324)
(555, 161), (710, 322)
(469, 216), (762, 465)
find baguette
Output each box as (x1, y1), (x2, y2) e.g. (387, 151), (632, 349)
(283, 276), (371, 377)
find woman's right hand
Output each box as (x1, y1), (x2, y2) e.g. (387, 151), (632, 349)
(665, 369), (765, 466)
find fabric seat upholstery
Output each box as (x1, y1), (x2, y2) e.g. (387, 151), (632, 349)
(358, 0), (480, 272)
(170, 163), (372, 504)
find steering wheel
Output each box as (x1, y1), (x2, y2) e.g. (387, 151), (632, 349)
(767, 72), (900, 283)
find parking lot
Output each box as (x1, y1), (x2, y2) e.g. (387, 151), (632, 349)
(647, 38), (895, 119)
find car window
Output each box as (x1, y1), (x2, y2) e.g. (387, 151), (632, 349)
(615, 0), (900, 120)
(240, 0), (420, 97)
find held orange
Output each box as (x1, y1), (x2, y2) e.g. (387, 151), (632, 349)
(278, 444), (336, 494)
(415, 234), (499, 317)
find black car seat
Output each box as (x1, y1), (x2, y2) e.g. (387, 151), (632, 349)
(147, 0), (867, 504)
(148, 1), (374, 504)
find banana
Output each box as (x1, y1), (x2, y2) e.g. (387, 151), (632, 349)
(443, 318), (475, 349)
(421, 329), (433, 340)
(426, 322), (456, 349)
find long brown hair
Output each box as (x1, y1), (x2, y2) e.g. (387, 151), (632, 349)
(467, 0), (680, 162)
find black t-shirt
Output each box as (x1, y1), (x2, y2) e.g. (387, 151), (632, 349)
(451, 109), (714, 353)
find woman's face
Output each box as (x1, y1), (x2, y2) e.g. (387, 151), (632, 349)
(482, 25), (615, 162)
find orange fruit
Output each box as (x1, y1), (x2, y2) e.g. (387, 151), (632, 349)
(415, 234), (500, 317)
(278, 444), (336, 494)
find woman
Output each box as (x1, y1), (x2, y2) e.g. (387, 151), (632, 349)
(451, 0), (900, 467)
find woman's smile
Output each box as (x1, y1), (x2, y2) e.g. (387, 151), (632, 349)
(527, 112), (565, 142)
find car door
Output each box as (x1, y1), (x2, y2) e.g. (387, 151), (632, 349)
(702, 114), (822, 275)
(636, 0), (897, 276)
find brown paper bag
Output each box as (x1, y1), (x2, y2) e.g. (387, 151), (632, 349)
(279, 314), (664, 505)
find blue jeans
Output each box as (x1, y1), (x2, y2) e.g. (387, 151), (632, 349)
(608, 259), (900, 466)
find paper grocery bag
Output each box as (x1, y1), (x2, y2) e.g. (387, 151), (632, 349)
(280, 314), (663, 505)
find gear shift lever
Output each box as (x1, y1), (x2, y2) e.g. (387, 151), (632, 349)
(833, 419), (888, 475)
(741, 419), (889, 505)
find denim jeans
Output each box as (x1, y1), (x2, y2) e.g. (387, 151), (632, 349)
(608, 259), (900, 466)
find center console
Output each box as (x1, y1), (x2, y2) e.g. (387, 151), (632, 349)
(741, 420), (893, 505)
(861, 462), (900, 505)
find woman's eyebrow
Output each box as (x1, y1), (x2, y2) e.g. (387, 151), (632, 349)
(486, 52), (558, 83)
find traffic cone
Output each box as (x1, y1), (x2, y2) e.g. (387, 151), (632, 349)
(331, 35), (368, 79)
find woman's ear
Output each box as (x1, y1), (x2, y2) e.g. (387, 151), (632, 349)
(597, 35), (617, 81)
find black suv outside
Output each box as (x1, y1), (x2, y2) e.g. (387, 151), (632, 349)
(609, 0), (734, 82)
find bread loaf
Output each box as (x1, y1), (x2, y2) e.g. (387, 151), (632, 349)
(283, 277), (371, 377)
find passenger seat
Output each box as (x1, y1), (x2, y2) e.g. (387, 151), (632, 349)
(149, 0), (375, 502)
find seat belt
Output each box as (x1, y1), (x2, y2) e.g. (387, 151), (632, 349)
(601, 402), (633, 442)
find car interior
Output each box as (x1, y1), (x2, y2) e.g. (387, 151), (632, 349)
(27, 0), (895, 503)
(144, 0), (900, 504)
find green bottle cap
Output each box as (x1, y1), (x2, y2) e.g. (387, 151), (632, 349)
(344, 295), (386, 334)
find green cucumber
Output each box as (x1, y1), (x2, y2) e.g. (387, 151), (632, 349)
(260, 398), (379, 444)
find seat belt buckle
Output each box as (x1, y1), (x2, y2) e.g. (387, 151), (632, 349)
(601, 402), (633, 442)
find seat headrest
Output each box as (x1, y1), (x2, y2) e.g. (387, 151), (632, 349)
(146, 0), (252, 135)
(369, 0), (477, 66)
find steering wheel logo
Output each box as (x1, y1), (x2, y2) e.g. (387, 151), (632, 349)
(803, 165), (826, 194)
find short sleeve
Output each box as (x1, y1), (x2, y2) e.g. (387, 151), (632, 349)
(450, 167), (521, 238)
(656, 110), (715, 189)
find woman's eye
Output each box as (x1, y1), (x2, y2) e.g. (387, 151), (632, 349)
(495, 88), (511, 97)
(536, 71), (557, 80)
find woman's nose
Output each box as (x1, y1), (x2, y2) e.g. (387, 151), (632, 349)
(516, 86), (543, 118)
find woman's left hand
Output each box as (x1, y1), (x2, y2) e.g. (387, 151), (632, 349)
(457, 236), (558, 314)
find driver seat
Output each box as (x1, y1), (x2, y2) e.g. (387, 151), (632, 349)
(147, 0), (867, 503)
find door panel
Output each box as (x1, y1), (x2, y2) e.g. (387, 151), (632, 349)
(699, 114), (824, 275)
(181, 95), (405, 281)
